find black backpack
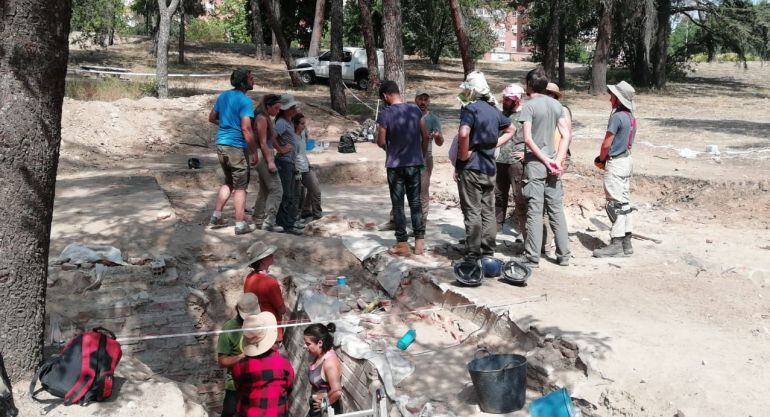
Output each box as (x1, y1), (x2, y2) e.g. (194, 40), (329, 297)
(29, 327), (122, 406)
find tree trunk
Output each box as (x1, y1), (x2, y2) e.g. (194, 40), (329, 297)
(590, 1), (613, 95)
(651, 0), (671, 89)
(156, 0), (180, 99)
(250, 0), (267, 59)
(558, 22), (566, 87)
(260, 0), (302, 86)
(383, 0), (405, 91)
(358, 0), (380, 91)
(271, 0), (281, 63)
(329, 0), (347, 113)
(542, 0), (560, 81)
(308, 0), (326, 57)
(0, 0), (71, 382)
(178, 2), (186, 65)
(448, 0), (474, 76)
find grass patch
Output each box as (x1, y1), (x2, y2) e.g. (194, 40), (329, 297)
(65, 76), (158, 101)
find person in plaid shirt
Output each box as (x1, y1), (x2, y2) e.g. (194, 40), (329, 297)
(231, 312), (295, 417)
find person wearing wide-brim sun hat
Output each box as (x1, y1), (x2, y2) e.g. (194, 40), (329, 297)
(243, 241), (289, 345)
(593, 80), (638, 258)
(231, 312), (295, 417)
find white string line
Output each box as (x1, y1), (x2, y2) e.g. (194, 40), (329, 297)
(70, 69), (230, 77)
(115, 295), (546, 343)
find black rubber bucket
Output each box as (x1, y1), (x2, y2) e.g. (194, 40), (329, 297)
(467, 349), (527, 414)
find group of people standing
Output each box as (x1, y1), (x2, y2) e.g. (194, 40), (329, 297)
(217, 242), (343, 417)
(209, 69), (323, 236)
(375, 66), (638, 267)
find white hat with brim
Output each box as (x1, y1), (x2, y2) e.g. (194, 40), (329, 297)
(241, 312), (278, 357)
(459, 71), (491, 97)
(607, 81), (635, 112)
(279, 94), (300, 110)
(236, 293), (260, 320)
(246, 241), (277, 266)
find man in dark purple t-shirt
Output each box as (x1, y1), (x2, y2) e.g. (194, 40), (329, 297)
(376, 80), (430, 257)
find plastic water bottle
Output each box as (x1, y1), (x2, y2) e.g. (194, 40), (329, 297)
(336, 276), (351, 301)
(397, 329), (416, 350)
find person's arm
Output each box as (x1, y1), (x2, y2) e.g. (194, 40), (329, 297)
(376, 125), (387, 150)
(555, 110), (572, 166)
(273, 124), (294, 154)
(432, 117), (445, 147)
(209, 109), (219, 125)
(457, 125), (471, 161)
(599, 131), (615, 161)
(495, 124), (515, 148)
(523, 121), (561, 174)
(419, 117), (430, 158)
(242, 116), (258, 167)
(255, 116), (277, 173)
(323, 356), (343, 406)
(268, 279), (289, 320)
(217, 352), (245, 368)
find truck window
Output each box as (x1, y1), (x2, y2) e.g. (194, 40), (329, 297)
(319, 51), (331, 61)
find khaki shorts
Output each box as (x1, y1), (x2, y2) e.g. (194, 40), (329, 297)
(217, 145), (250, 190)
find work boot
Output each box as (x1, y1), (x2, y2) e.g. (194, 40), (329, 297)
(414, 239), (425, 255)
(389, 242), (412, 257)
(593, 237), (625, 258)
(377, 221), (395, 231)
(623, 233), (634, 255)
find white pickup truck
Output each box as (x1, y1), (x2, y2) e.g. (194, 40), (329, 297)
(294, 47), (385, 90)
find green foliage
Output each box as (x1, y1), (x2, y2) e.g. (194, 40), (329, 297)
(215, 0), (251, 43)
(186, 17), (229, 42)
(71, 0), (127, 46)
(566, 43), (591, 64)
(445, 12), (497, 61)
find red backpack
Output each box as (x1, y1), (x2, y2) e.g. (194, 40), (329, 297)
(29, 327), (122, 406)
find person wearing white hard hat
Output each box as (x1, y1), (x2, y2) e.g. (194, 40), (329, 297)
(593, 81), (637, 258)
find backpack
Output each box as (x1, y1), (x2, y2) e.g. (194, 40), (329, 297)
(338, 133), (356, 153)
(29, 327), (122, 406)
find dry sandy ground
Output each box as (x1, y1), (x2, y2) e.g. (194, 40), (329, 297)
(45, 39), (770, 416)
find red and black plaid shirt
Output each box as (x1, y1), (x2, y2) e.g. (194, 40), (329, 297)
(231, 349), (295, 417)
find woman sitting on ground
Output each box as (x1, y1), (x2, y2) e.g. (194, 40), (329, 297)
(303, 323), (343, 417)
(292, 113), (323, 223)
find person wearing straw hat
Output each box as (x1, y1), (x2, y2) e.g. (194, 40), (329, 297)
(243, 242), (288, 345)
(231, 312), (295, 417)
(593, 81), (638, 258)
(494, 83), (526, 238)
(216, 293), (261, 417)
(455, 71), (516, 263)
(519, 67), (572, 267)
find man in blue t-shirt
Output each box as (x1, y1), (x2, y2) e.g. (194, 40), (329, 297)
(454, 71), (515, 262)
(208, 68), (258, 235)
(376, 81), (430, 257)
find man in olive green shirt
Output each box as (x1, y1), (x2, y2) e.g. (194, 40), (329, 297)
(494, 84), (526, 237)
(216, 293), (260, 417)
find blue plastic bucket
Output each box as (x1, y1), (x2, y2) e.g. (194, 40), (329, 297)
(530, 388), (575, 417)
(306, 139), (316, 151)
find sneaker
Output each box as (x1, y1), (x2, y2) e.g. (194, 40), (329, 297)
(521, 257), (540, 268)
(234, 223), (257, 235)
(209, 215), (224, 226)
(557, 256), (570, 266)
(281, 226), (305, 236)
(262, 223), (283, 233)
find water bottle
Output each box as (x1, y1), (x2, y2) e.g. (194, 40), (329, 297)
(336, 276), (351, 301)
(397, 329), (416, 350)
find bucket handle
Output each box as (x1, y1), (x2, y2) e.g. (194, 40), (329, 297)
(474, 347), (491, 360)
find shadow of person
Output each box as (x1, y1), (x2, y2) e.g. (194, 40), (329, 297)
(574, 231), (606, 251)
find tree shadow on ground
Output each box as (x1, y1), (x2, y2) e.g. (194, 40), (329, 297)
(648, 117), (770, 139)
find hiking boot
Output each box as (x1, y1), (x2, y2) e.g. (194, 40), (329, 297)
(414, 239), (425, 255)
(557, 255), (570, 266)
(377, 221), (396, 231)
(282, 226), (305, 236)
(234, 223), (257, 235)
(389, 242), (412, 257)
(623, 233), (634, 255)
(593, 237), (625, 258)
(209, 215), (225, 226)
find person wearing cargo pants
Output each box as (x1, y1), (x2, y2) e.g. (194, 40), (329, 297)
(458, 170), (497, 259)
(593, 81), (637, 258)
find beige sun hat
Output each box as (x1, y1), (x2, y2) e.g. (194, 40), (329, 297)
(545, 82), (563, 100)
(607, 81), (635, 111)
(236, 293), (260, 320)
(246, 241), (277, 266)
(279, 94), (300, 110)
(241, 312), (278, 357)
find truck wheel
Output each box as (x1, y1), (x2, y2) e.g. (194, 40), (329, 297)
(299, 69), (315, 85)
(355, 73), (369, 90)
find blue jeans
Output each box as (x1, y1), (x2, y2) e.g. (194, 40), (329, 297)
(387, 166), (425, 242)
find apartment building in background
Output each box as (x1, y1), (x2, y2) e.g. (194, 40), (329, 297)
(478, 6), (531, 62)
